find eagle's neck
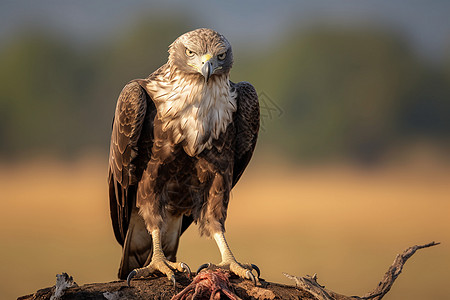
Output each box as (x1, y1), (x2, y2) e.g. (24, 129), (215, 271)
(145, 65), (237, 156)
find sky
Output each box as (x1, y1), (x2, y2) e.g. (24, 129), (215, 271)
(0, 0), (449, 62)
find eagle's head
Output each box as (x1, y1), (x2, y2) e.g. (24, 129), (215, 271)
(168, 28), (233, 82)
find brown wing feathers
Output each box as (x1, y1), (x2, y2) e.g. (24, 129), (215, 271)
(231, 81), (260, 187)
(108, 80), (153, 245)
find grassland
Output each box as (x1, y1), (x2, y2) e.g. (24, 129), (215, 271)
(1, 156), (448, 299)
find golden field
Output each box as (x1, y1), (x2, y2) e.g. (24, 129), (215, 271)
(0, 156), (449, 299)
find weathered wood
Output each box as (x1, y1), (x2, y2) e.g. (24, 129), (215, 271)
(18, 242), (439, 300)
(18, 274), (314, 300)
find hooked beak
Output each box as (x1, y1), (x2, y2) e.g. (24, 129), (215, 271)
(201, 54), (213, 82)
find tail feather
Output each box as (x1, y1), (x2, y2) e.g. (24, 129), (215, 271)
(118, 209), (152, 280)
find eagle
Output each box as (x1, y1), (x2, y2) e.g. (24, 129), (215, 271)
(108, 28), (260, 286)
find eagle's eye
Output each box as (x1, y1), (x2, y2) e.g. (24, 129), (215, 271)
(185, 48), (195, 57)
(218, 52), (226, 60)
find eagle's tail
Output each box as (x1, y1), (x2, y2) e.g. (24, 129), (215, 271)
(118, 209), (152, 280)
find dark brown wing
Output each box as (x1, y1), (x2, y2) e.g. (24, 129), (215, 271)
(108, 80), (156, 245)
(231, 81), (260, 187)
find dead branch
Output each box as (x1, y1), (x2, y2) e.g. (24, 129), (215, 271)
(284, 241), (440, 300)
(361, 241), (440, 300)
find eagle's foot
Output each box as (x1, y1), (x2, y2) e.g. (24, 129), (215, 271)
(196, 261), (260, 286)
(127, 257), (191, 287)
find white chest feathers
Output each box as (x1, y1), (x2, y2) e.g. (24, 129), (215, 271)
(146, 74), (237, 156)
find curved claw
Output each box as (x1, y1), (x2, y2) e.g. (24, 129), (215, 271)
(196, 263), (211, 274)
(246, 270), (257, 286)
(180, 262), (192, 278)
(251, 264), (261, 278)
(126, 269), (137, 287)
(171, 275), (176, 289)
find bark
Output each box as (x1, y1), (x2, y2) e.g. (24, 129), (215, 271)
(18, 242), (438, 300)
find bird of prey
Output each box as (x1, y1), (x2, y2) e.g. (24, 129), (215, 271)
(108, 28), (260, 286)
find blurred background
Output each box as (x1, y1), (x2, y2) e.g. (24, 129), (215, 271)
(0, 1), (449, 299)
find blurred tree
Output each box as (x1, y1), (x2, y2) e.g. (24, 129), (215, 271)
(0, 21), (448, 163)
(239, 27), (446, 164)
(0, 30), (93, 156)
